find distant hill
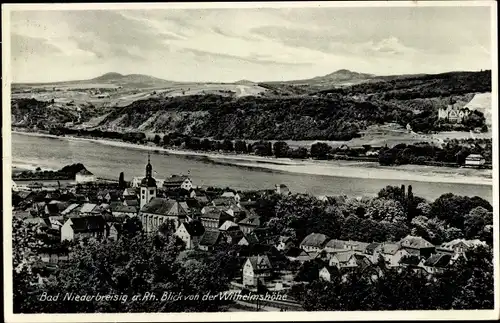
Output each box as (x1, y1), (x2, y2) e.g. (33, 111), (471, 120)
(13, 72), (175, 89)
(234, 79), (255, 85)
(90, 73), (175, 88)
(300, 69), (375, 84)
(260, 69), (378, 94)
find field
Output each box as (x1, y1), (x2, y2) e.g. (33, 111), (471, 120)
(12, 80), (268, 109)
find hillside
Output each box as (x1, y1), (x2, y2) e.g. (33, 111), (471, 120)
(260, 69), (377, 93)
(291, 69), (375, 85)
(11, 70), (492, 141)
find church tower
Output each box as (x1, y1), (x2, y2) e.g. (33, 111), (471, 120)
(140, 153), (157, 209)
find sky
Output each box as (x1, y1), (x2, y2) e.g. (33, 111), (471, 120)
(8, 5), (493, 83)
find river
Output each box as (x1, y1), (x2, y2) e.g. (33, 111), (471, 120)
(10, 133), (492, 203)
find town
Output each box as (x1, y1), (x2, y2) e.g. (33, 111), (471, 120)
(12, 153), (494, 312)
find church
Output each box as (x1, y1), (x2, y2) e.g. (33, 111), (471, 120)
(138, 154), (190, 233)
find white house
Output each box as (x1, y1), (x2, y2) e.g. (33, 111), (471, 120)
(319, 266), (335, 282)
(465, 154), (486, 168)
(175, 221), (205, 249)
(299, 233), (329, 253)
(329, 251), (358, 269)
(242, 255), (273, 287)
(163, 175), (193, 191)
(61, 216), (108, 242)
(75, 169), (96, 184)
(221, 191), (241, 203)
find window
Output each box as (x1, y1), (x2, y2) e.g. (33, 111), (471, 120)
(150, 189), (154, 195)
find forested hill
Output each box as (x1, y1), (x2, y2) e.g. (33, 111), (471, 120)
(11, 70), (492, 140)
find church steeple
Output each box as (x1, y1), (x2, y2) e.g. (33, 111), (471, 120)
(146, 152), (152, 178)
(140, 152), (157, 209)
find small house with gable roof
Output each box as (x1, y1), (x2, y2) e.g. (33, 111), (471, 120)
(242, 254), (273, 287)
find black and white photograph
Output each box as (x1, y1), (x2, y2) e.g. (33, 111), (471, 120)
(3, 1), (499, 321)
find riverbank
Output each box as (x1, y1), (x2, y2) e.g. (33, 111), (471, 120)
(12, 130), (493, 186)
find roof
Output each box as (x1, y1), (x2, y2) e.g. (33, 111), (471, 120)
(424, 254), (452, 268)
(380, 243), (401, 255)
(219, 220), (238, 231)
(248, 255), (272, 271)
(223, 229), (244, 242)
(124, 199), (139, 207)
(18, 191), (33, 199)
(466, 154), (485, 159)
(61, 203), (80, 215)
(164, 175), (190, 185)
(285, 247), (309, 258)
(365, 242), (381, 254)
(221, 192), (236, 198)
(333, 250), (356, 263)
(325, 239), (365, 250)
(24, 217), (49, 227)
(300, 233), (329, 248)
(195, 195), (209, 203)
(439, 239), (487, 251)
(69, 216), (106, 233)
(212, 198), (236, 206)
(181, 221), (205, 237)
(80, 203), (98, 214)
(77, 169), (94, 176)
(112, 205), (138, 214)
(123, 188), (137, 195)
(141, 198), (188, 217)
(199, 229), (222, 246)
(399, 255), (422, 266)
(240, 233), (259, 245)
(399, 235), (434, 249)
(238, 216), (261, 227)
(201, 209), (227, 220)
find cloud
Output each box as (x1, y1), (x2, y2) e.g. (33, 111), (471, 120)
(7, 6), (492, 83)
(182, 47), (312, 67)
(11, 33), (63, 58)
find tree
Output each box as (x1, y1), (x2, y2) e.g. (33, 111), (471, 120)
(273, 141), (289, 158)
(153, 134), (161, 145)
(446, 246), (494, 309)
(377, 185), (405, 205)
(122, 216), (143, 238)
(463, 206), (493, 242)
(200, 138), (212, 151)
(430, 193), (492, 230)
(289, 147), (308, 159)
(221, 139), (234, 152)
(12, 218), (46, 313)
(310, 142), (331, 160)
(234, 140), (247, 153)
(378, 147), (396, 165)
(118, 172), (126, 189)
(365, 198), (406, 223)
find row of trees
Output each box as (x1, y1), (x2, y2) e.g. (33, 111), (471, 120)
(378, 140), (492, 166)
(259, 185), (492, 246)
